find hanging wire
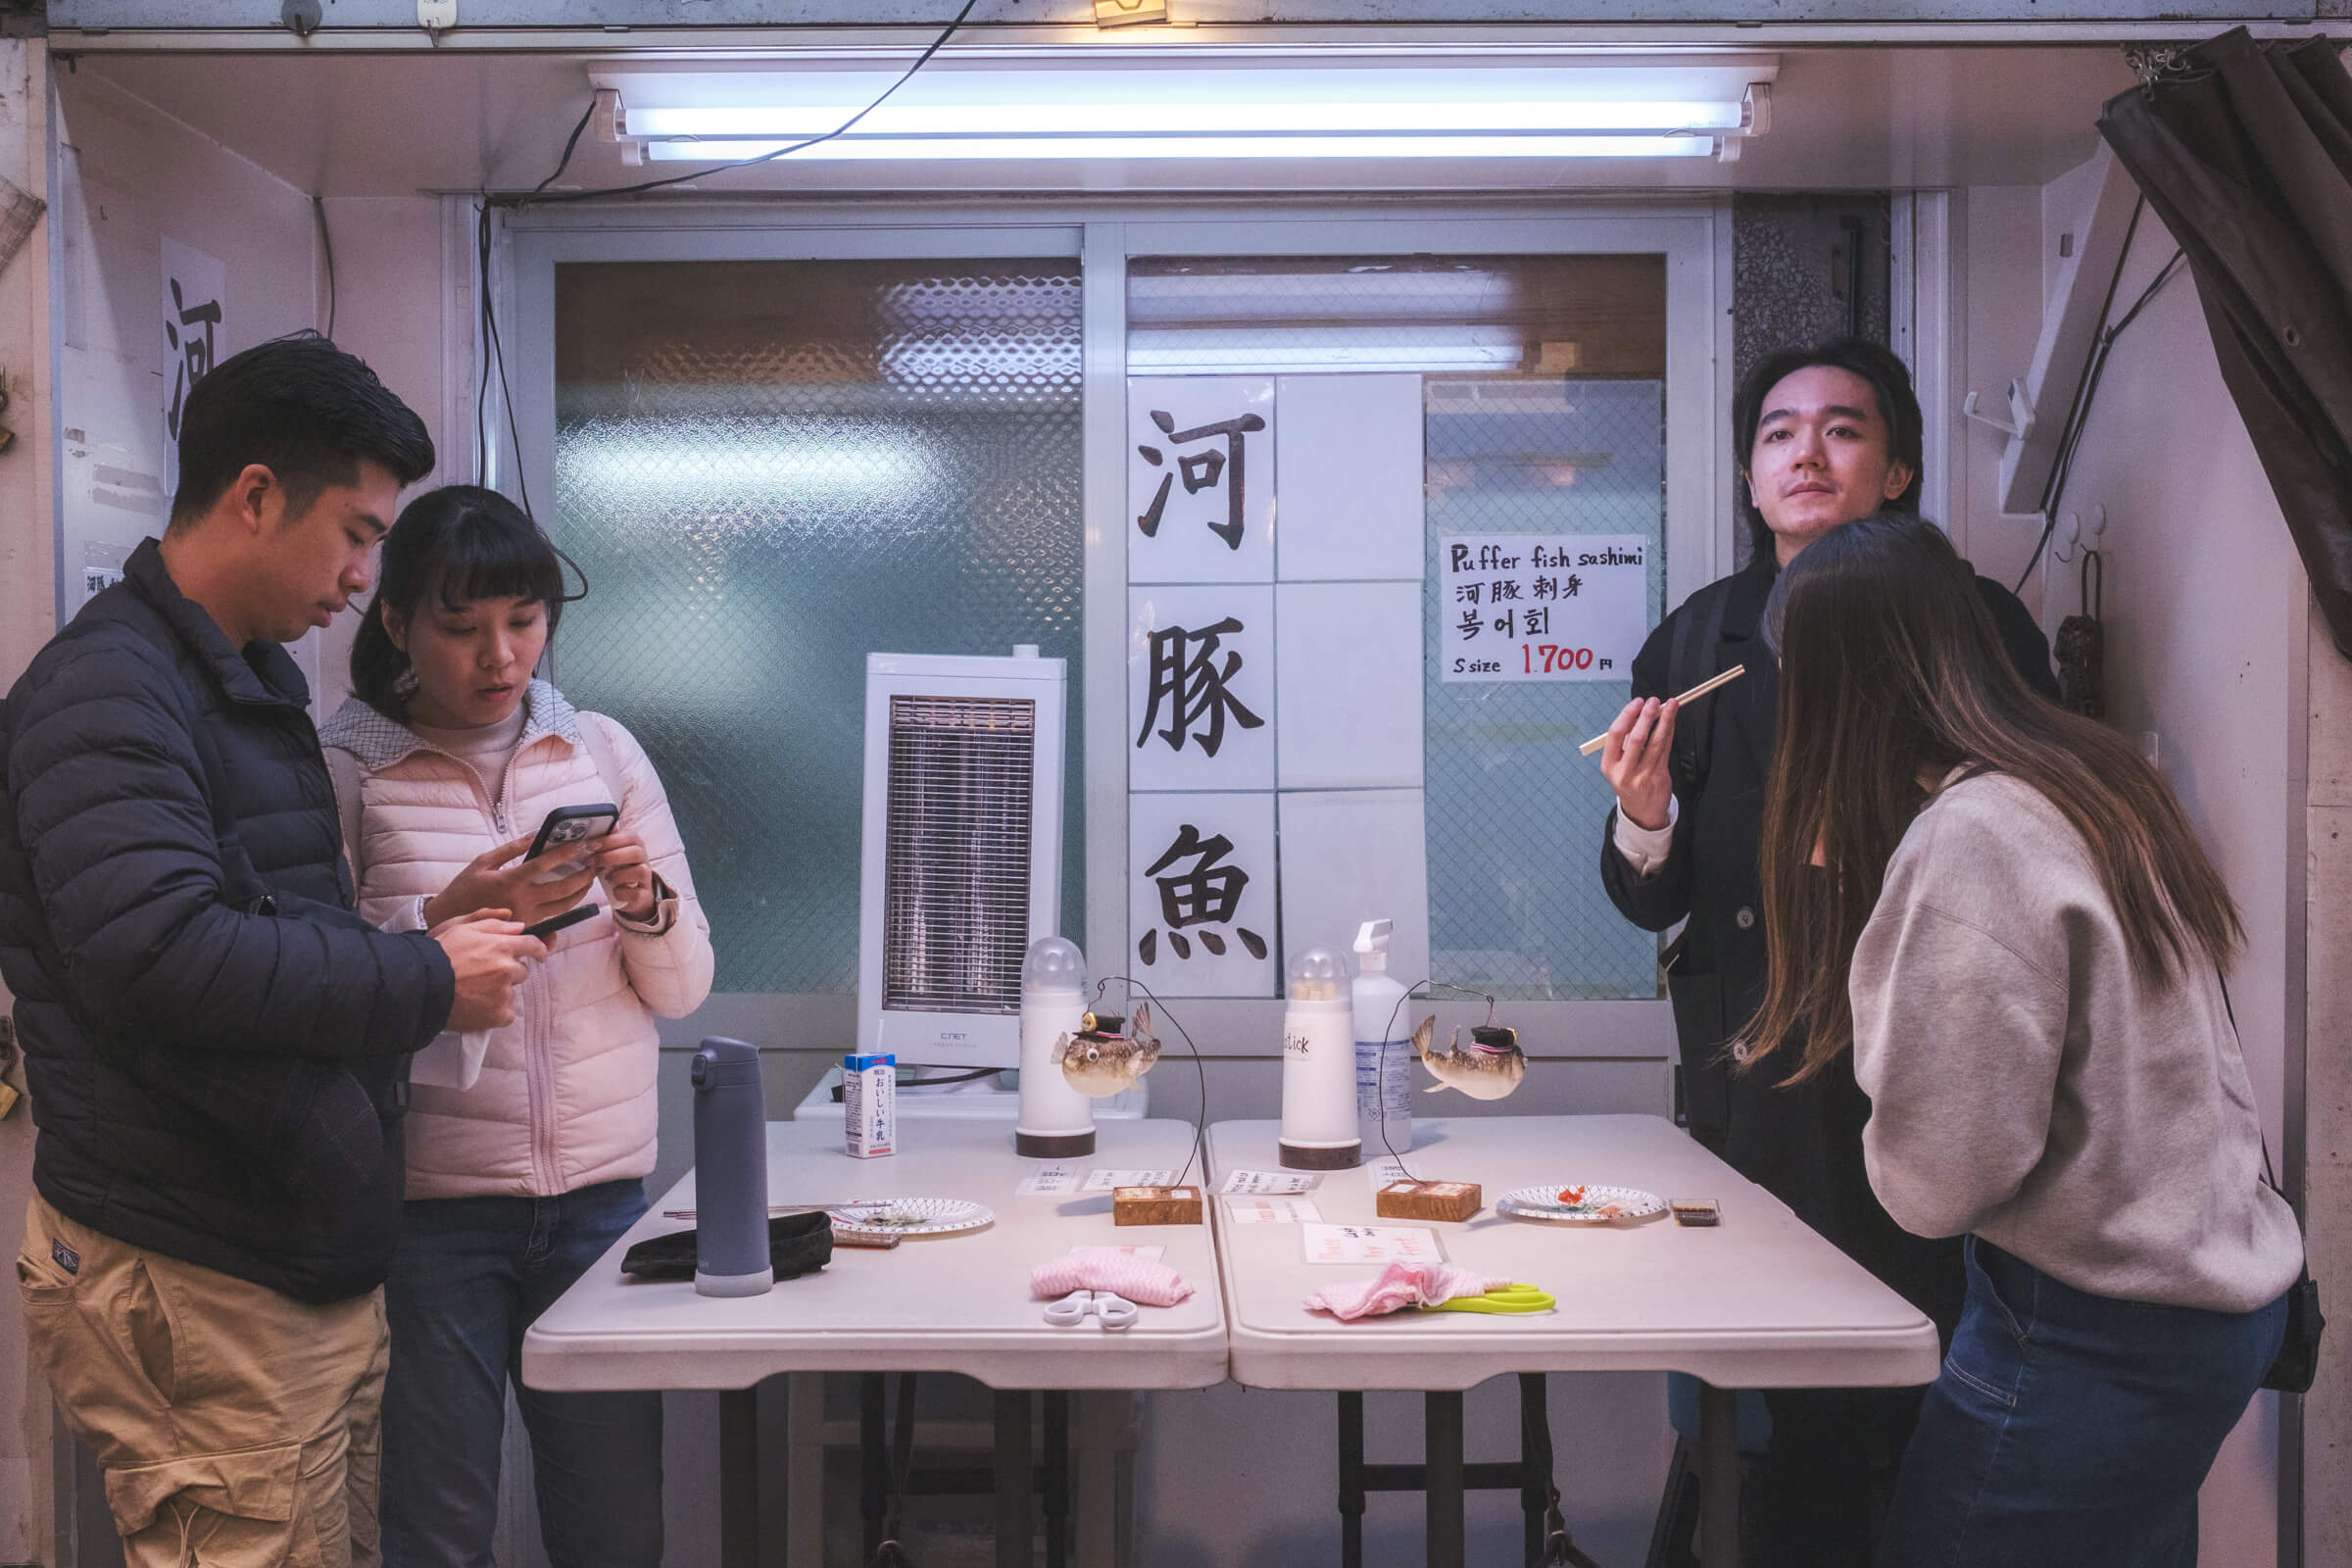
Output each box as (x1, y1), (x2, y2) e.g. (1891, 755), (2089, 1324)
(516, 0), (980, 209)
(311, 195), (337, 340)
(1371, 981), (1496, 1184)
(1094, 975), (1210, 1194)
(2014, 195), (2188, 595)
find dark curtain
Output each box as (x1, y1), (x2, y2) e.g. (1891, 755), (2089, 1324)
(2099, 30), (2352, 657)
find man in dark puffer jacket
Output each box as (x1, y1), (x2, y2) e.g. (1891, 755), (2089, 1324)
(0, 334), (545, 1565)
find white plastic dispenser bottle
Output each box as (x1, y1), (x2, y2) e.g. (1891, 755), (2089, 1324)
(1016, 936), (1096, 1159)
(1280, 946), (1361, 1170)
(1351, 919), (1412, 1158)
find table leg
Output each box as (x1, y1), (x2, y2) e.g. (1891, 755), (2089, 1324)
(1043, 1392), (1070, 1568)
(1698, 1381), (1740, 1568)
(1337, 1392), (1366, 1568)
(1425, 1391), (1465, 1568)
(1518, 1373), (1546, 1564)
(859, 1373), (888, 1558)
(719, 1383), (760, 1568)
(995, 1389), (1034, 1568)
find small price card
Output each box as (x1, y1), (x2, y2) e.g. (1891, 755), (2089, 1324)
(1301, 1223), (1445, 1265)
(1069, 1243), (1165, 1262)
(1084, 1167), (1177, 1192)
(1220, 1169), (1322, 1196)
(1363, 1154), (1413, 1189)
(1016, 1163), (1083, 1196)
(1225, 1197), (1322, 1225)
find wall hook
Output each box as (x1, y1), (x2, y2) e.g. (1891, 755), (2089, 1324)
(1961, 379), (2036, 442)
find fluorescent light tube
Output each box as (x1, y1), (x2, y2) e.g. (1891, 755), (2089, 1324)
(646, 134), (1716, 162)
(623, 101), (1745, 139)
(599, 60), (1772, 165)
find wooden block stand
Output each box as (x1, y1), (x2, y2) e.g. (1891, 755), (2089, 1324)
(1375, 1180), (1483, 1223)
(1112, 1185), (1204, 1226)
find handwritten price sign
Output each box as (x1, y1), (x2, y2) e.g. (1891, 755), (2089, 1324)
(1438, 533), (1649, 683)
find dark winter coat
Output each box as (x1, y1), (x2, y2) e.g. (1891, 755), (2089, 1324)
(0, 538), (454, 1303)
(1598, 551), (2058, 1334)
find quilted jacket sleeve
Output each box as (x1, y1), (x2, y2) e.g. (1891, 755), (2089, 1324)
(9, 626), (454, 1058)
(589, 712), (714, 1020)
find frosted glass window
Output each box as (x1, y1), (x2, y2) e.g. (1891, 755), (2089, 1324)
(552, 261), (1085, 995)
(1126, 256), (1666, 1001)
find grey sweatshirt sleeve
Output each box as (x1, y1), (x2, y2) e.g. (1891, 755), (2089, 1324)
(1848, 811), (2073, 1240)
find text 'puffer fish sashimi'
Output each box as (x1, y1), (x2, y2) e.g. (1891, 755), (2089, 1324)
(1052, 1004), (1161, 1099)
(1411, 1016), (1527, 1101)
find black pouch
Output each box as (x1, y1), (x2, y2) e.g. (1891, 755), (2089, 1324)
(621, 1210), (834, 1283)
(2263, 1266), (2325, 1394)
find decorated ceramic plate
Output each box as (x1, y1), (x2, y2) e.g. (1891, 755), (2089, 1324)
(1496, 1184), (1668, 1225)
(827, 1198), (994, 1237)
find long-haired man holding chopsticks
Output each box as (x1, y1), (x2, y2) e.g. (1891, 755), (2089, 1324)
(1594, 338), (2055, 1568)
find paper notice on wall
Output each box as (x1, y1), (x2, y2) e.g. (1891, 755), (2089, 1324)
(161, 238), (226, 501)
(1439, 533), (1649, 682)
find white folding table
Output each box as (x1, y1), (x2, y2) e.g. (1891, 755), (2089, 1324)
(1206, 1115), (1942, 1568)
(521, 1117), (1226, 1567)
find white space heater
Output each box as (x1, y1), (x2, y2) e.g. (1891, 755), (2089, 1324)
(856, 648), (1068, 1068)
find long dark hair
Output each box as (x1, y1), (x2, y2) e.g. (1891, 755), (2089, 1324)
(350, 485), (582, 719)
(1733, 338), (1924, 563)
(1739, 516), (2241, 1081)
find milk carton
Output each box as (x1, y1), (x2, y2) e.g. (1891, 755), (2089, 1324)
(843, 1053), (896, 1158)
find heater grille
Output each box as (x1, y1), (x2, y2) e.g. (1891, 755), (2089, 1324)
(882, 695), (1037, 1015)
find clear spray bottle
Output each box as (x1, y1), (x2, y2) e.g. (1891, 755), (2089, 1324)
(1351, 919), (1412, 1158)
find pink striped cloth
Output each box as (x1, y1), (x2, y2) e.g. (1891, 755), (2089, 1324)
(1304, 1262), (1506, 1321)
(1031, 1250), (1197, 1308)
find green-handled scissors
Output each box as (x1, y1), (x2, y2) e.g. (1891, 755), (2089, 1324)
(1418, 1283), (1556, 1315)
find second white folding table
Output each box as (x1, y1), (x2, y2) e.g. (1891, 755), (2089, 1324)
(1205, 1113), (1943, 1568)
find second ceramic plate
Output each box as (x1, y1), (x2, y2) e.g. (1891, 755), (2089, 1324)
(1496, 1184), (1668, 1225)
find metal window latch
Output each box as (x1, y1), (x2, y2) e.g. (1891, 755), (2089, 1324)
(419, 0), (457, 28)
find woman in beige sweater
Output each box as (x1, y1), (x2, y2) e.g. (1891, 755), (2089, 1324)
(1741, 516), (2300, 1567)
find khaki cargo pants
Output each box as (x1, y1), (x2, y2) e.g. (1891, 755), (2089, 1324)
(16, 1196), (388, 1567)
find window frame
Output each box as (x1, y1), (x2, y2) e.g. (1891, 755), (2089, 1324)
(505, 199), (1732, 1067)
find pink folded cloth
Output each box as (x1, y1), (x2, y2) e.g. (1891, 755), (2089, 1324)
(1031, 1250), (1196, 1308)
(1304, 1262), (1506, 1321)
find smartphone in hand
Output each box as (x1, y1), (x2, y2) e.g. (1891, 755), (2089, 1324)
(527, 804), (617, 881)
(521, 903), (600, 943)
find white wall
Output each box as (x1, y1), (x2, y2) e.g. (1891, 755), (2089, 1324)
(1966, 162), (2305, 1567)
(0, 37), (56, 1565)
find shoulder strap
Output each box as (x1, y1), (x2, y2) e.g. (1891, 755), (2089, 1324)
(1668, 577), (1735, 791)
(575, 710), (628, 814)
(2215, 970), (2290, 1201)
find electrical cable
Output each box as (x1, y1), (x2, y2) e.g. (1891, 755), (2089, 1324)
(518, 0), (980, 209)
(534, 94), (599, 197)
(2012, 197), (2187, 596)
(1372, 981), (1493, 1184)
(312, 195), (337, 340)
(474, 199), (534, 517)
(1095, 975), (1209, 1195)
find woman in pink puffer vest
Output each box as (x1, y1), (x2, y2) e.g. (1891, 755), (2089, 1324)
(320, 486), (711, 1568)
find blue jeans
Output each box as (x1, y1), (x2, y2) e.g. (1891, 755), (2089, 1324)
(381, 1178), (662, 1568)
(1876, 1236), (2285, 1568)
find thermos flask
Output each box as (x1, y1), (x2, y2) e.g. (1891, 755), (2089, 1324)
(691, 1036), (773, 1298)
